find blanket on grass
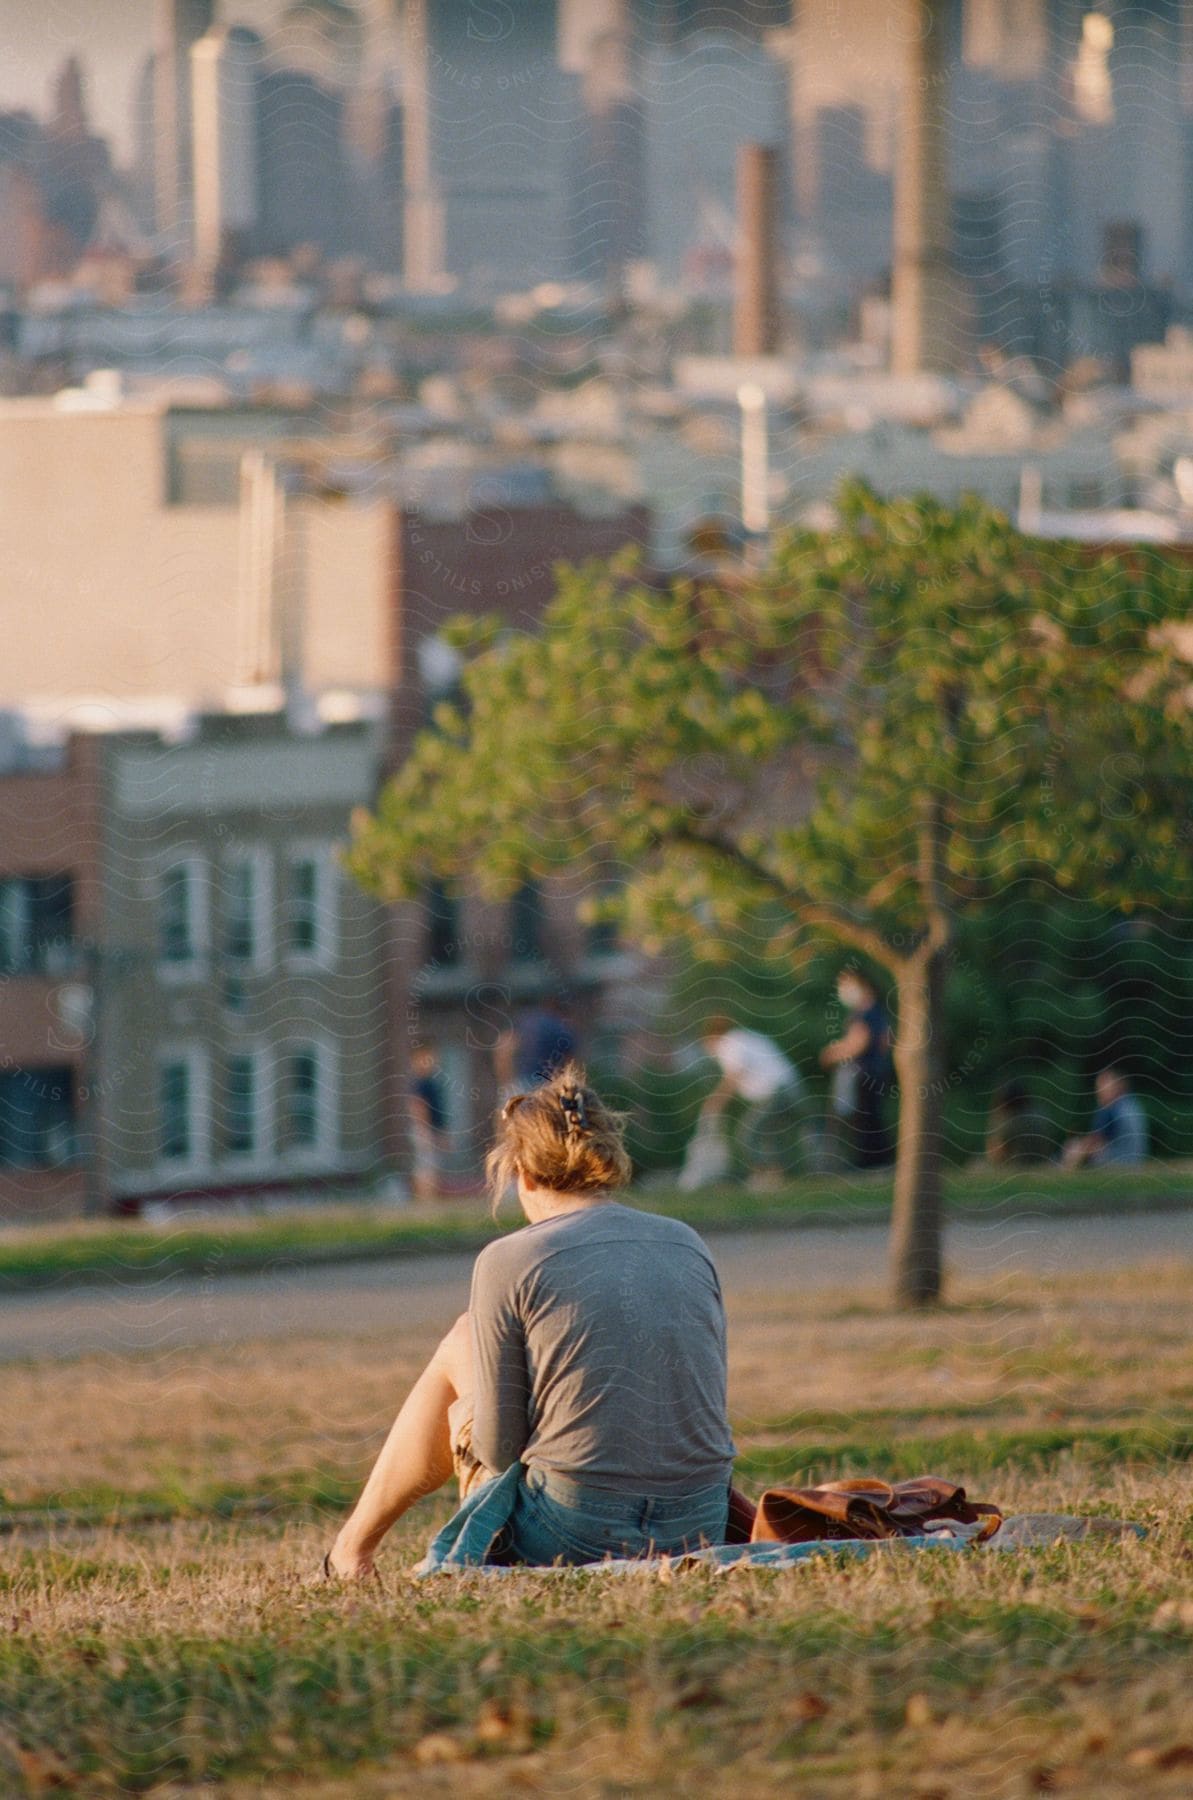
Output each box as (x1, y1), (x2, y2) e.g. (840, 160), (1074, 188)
(414, 1464), (1145, 1576)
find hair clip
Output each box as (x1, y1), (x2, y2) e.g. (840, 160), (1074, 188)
(560, 1088), (589, 1133)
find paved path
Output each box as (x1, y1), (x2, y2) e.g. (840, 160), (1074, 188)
(2, 1211), (1190, 1365)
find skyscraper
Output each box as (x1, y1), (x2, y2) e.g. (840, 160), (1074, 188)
(401, 0), (569, 290)
(50, 56), (90, 144)
(891, 0), (968, 373)
(784, 0), (903, 222)
(256, 66), (353, 258)
(154, 0), (216, 253)
(274, 0), (364, 90)
(560, 0), (646, 282)
(963, 0), (1047, 81)
(191, 27), (262, 274)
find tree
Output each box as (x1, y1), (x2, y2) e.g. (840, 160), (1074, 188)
(348, 487), (1193, 1305)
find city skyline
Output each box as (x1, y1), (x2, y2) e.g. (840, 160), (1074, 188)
(0, 0), (279, 160)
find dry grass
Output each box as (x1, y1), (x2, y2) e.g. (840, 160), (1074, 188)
(2, 1256), (1192, 1796)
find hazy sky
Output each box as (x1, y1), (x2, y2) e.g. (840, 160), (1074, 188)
(0, 0), (281, 160)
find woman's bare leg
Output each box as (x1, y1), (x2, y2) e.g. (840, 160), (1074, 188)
(328, 1313), (471, 1577)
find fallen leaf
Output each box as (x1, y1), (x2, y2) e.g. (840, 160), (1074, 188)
(474, 1701), (534, 1752)
(674, 1681), (722, 1711)
(788, 1692), (831, 1723)
(1156, 1746), (1193, 1771)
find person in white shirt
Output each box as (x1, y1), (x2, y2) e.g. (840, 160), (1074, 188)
(696, 1014), (807, 1187)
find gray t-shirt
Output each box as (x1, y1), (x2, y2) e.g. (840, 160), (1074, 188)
(468, 1202), (736, 1496)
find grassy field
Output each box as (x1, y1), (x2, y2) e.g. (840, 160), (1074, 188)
(3, 1160), (1193, 1292)
(3, 1244), (1192, 1796)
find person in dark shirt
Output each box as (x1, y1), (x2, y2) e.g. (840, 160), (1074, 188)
(495, 996), (579, 1096)
(409, 1043), (449, 1202)
(820, 970), (895, 1169)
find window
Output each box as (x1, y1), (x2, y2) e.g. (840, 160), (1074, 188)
(0, 879), (30, 973)
(224, 1054), (259, 1158)
(222, 852), (270, 969)
(282, 1043), (335, 1156)
(509, 881), (545, 964)
(157, 1047), (209, 1169)
(0, 875), (75, 974)
(287, 859), (319, 957)
(0, 1066), (77, 1167)
(157, 859), (205, 967)
(426, 878), (461, 967)
(159, 1059), (193, 1161)
(1067, 476), (1104, 509)
(285, 1048), (320, 1150)
(285, 848), (335, 966)
(223, 862), (256, 964)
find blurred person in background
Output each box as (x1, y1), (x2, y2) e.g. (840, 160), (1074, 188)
(494, 994), (579, 1098)
(696, 1016), (807, 1190)
(409, 1042), (450, 1202)
(820, 969), (895, 1170)
(1062, 1067), (1149, 1168)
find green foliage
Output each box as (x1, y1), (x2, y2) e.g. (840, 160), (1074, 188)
(350, 488), (1193, 978)
(349, 488), (1193, 1290)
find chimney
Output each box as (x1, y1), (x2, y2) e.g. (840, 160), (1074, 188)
(891, 0), (966, 374)
(238, 451), (278, 687)
(734, 142), (779, 358)
(237, 453), (307, 706)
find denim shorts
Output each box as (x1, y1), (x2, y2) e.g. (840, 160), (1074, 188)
(505, 1464), (730, 1566)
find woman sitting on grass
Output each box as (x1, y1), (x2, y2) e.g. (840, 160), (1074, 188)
(327, 1064), (736, 1574)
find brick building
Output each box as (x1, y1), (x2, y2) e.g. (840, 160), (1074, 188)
(0, 728), (104, 1219)
(97, 710), (389, 1211)
(0, 494), (660, 1213)
(0, 708), (389, 1219)
(382, 500), (657, 1173)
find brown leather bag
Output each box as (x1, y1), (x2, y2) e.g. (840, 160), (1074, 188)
(727, 1477), (1002, 1546)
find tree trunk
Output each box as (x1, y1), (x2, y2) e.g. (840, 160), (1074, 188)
(889, 950), (948, 1306)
